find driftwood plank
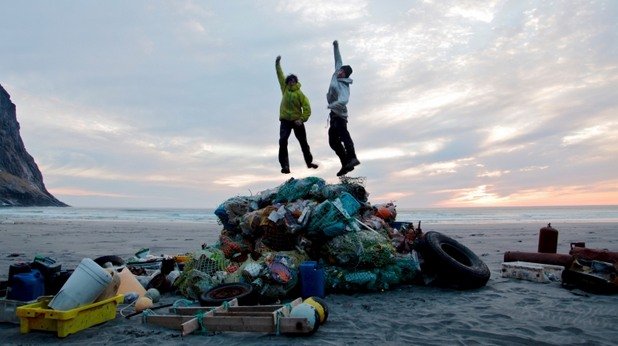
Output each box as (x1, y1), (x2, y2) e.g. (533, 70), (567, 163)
(203, 316), (275, 332)
(180, 298), (239, 336)
(212, 311), (275, 317)
(143, 315), (196, 330)
(279, 317), (314, 334)
(169, 306), (214, 315)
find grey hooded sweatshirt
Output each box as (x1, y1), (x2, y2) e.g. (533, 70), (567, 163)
(327, 43), (353, 118)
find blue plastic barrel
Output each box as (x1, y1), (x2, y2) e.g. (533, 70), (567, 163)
(7, 269), (45, 301)
(299, 261), (325, 298)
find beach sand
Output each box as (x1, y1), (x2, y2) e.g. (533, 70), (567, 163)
(1, 219), (617, 345)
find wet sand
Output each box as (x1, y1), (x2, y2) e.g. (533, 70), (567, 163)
(1, 219), (617, 345)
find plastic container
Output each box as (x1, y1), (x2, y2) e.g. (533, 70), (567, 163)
(49, 258), (111, 311)
(117, 267), (147, 297)
(7, 269), (45, 302)
(9, 262), (32, 279)
(32, 257), (62, 295)
(1, 298), (30, 324)
(16, 294), (123, 337)
(299, 261), (325, 298)
(48, 270), (74, 296)
(538, 223), (558, 253)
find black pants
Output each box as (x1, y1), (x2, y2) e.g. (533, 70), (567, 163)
(328, 114), (356, 166)
(279, 120), (314, 169)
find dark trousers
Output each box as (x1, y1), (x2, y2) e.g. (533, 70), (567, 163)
(328, 114), (356, 166)
(279, 120), (314, 169)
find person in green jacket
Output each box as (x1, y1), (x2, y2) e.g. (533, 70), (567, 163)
(275, 55), (318, 174)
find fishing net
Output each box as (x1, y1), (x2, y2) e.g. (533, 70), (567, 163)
(306, 192), (361, 238)
(256, 254), (302, 301)
(261, 225), (297, 251)
(175, 248), (230, 299)
(323, 229), (396, 268)
(395, 252), (422, 283)
(324, 256), (419, 293)
(239, 206), (277, 238)
(318, 176), (368, 202)
(219, 233), (250, 261)
(214, 196), (256, 233)
(275, 177), (326, 203)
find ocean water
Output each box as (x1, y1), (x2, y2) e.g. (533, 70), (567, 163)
(0, 205), (616, 225)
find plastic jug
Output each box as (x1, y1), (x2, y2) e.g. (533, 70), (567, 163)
(299, 261), (325, 298)
(7, 269), (45, 301)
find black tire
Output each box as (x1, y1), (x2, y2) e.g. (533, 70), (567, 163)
(199, 282), (256, 306)
(93, 255), (125, 268)
(419, 231), (490, 289)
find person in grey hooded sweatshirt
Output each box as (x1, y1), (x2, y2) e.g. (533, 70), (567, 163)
(327, 40), (360, 176)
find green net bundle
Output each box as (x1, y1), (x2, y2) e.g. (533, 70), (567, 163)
(274, 177), (326, 203)
(324, 254), (421, 292)
(175, 248), (231, 299)
(306, 192), (361, 238)
(324, 229), (396, 268)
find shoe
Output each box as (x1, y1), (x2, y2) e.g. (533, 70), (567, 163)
(281, 167), (290, 174)
(307, 163), (319, 169)
(345, 158), (360, 171)
(336, 166), (349, 176)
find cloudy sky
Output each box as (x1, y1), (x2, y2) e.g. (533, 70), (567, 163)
(1, 1), (617, 208)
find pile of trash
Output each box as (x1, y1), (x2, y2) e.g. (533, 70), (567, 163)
(176, 177), (423, 302)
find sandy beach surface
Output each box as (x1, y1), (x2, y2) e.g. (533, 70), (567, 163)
(1, 219), (617, 345)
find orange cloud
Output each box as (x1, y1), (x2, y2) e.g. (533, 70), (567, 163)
(437, 180), (618, 207)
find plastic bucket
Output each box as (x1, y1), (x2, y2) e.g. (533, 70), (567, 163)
(299, 261), (325, 298)
(49, 258), (112, 310)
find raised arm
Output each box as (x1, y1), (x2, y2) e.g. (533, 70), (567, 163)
(333, 40), (342, 70)
(275, 56), (285, 93)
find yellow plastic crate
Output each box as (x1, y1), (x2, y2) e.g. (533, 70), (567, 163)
(16, 294), (123, 337)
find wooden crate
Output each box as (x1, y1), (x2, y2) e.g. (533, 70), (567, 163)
(144, 298), (314, 336)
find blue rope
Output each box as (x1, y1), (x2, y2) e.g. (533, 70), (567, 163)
(275, 310), (283, 335)
(173, 299), (194, 307)
(276, 303), (294, 336)
(141, 308), (156, 323)
(195, 311), (207, 334)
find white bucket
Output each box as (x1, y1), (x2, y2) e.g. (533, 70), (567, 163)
(49, 258), (112, 310)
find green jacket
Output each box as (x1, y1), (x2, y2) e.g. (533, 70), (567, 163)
(276, 62), (311, 122)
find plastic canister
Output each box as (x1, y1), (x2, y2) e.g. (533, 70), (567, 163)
(6, 269), (45, 301)
(49, 258), (112, 310)
(538, 223), (558, 253)
(32, 257), (62, 295)
(299, 261), (325, 298)
(8, 262), (32, 282)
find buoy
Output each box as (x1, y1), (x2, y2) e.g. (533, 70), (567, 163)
(145, 288), (161, 303)
(290, 303), (319, 334)
(304, 296), (329, 323)
(135, 296), (153, 312)
(123, 292), (139, 304)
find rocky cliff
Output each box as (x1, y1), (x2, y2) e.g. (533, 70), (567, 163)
(0, 84), (67, 207)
